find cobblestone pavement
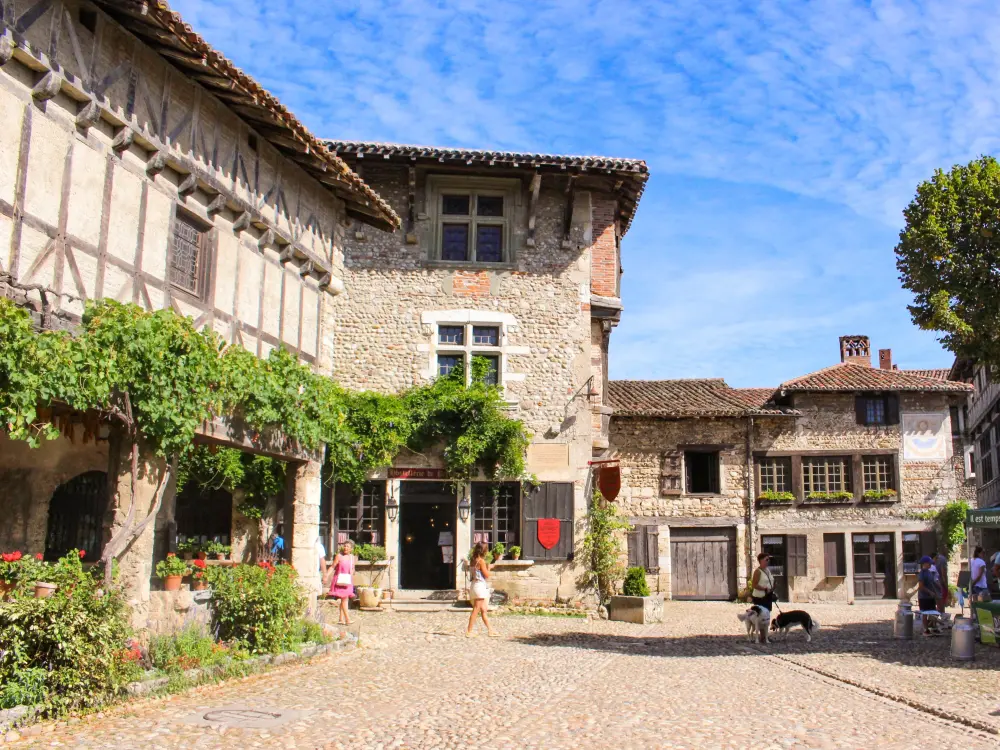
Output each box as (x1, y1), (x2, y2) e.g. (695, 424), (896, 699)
(11, 602), (1000, 749)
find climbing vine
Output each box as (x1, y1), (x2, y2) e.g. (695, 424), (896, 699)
(911, 500), (970, 556)
(0, 298), (531, 490)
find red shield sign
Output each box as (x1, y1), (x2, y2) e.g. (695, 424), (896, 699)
(599, 465), (621, 502)
(537, 518), (561, 550)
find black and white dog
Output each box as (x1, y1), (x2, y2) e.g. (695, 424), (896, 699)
(770, 610), (821, 642)
(737, 605), (771, 643)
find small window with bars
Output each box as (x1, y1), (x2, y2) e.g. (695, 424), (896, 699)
(471, 482), (519, 546)
(757, 458), (791, 493)
(862, 456), (895, 491)
(334, 482), (385, 546)
(170, 211), (209, 297)
(802, 457), (852, 495)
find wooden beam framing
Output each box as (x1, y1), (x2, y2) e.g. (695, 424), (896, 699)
(526, 171), (541, 248)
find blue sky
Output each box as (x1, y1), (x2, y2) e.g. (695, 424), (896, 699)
(172, 0), (1000, 386)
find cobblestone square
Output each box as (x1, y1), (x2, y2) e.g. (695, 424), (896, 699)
(11, 603), (1000, 749)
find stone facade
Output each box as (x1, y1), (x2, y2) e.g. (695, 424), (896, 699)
(325, 145), (647, 601)
(610, 380), (975, 604)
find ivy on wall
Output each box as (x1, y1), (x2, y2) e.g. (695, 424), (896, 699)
(0, 298), (531, 488)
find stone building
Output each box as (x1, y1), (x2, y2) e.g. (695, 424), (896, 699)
(609, 336), (974, 603)
(0, 0), (398, 629)
(323, 141), (648, 604)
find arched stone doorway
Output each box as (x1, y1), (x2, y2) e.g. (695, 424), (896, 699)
(45, 471), (109, 562)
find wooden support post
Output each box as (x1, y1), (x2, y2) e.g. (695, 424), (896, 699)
(111, 127), (135, 153)
(526, 172), (541, 248)
(31, 71), (62, 101)
(177, 173), (198, 197)
(562, 174), (577, 246)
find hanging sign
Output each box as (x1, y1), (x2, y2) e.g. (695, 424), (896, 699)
(537, 518), (560, 550)
(599, 464), (621, 502)
(388, 468), (446, 479)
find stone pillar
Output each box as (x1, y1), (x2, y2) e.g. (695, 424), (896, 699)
(105, 437), (174, 631)
(384, 479), (401, 592)
(230, 488), (257, 563)
(893, 529), (906, 600)
(285, 458), (323, 602)
(455, 482), (472, 590)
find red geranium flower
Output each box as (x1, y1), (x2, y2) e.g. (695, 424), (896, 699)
(192, 559), (207, 569)
(1, 551), (22, 563)
(78, 549), (86, 559)
(35, 553), (43, 560)
(166, 552), (176, 558)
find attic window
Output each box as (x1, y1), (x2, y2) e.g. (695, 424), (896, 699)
(248, 134), (259, 153)
(79, 8), (97, 33)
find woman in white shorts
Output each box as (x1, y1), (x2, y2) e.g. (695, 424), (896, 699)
(466, 542), (499, 638)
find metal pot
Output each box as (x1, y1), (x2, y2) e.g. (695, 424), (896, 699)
(951, 618), (976, 661)
(894, 601), (913, 640)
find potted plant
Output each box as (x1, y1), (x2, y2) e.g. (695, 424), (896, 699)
(354, 543), (388, 609)
(155, 553), (190, 591)
(758, 490), (795, 505)
(608, 566), (664, 624)
(0, 550), (25, 599)
(491, 542), (506, 562)
(509, 545), (522, 561)
(177, 537), (198, 560)
(205, 541), (231, 560)
(190, 558), (209, 591)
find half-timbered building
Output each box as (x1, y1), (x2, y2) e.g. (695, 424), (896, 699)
(0, 0), (398, 630)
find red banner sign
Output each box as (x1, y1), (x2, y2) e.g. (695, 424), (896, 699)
(388, 468), (446, 479)
(599, 464), (621, 502)
(537, 518), (560, 550)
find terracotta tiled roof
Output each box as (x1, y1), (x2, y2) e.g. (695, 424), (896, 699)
(326, 140), (649, 234)
(781, 363), (973, 393)
(902, 369), (952, 381)
(92, 1), (399, 231)
(608, 380), (795, 418)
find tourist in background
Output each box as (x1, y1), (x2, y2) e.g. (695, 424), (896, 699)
(932, 550), (949, 612)
(329, 540), (356, 626)
(970, 546), (990, 602)
(917, 556), (942, 635)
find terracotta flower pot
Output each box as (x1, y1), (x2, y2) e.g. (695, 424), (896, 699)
(215, 553), (226, 561)
(34, 582), (57, 599)
(192, 579), (208, 591)
(0, 580), (14, 600)
(511, 554), (520, 561)
(196, 551), (207, 561)
(162, 575), (182, 592)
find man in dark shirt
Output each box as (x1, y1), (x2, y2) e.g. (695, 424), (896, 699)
(918, 556), (942, 635)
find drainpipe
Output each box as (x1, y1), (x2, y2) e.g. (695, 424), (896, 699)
(745, 415), (757, 584)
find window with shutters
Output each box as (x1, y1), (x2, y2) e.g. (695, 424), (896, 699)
(902, 531), (936, 574)
(950, 406), (962, 436)
(802, 457), (851, 494)
(757, 457), (791, 493)
(334, 482), (385, 546)
(521, 482), (574, 561)
(862, 456), (895, 491)
(471, 482), (519, 546)
(427, 176), (518, 265)
(855, 394), (899, 426)
(823, 533), (846, 577)
(660, 451), (682, 495)
(627, 524), (660, 574)
(684, 451), (720, 494)
(980, 430), (995, 485)
(786, 535), (807, 577)
(170, 210), (210, 298)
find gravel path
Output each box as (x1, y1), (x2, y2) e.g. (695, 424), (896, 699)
(8, 602), (999, 749)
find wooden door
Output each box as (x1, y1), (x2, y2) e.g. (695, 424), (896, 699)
(669, 527), (736, 600)
(852, 533), (897, 599)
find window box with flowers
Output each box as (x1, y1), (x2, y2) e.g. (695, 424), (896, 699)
(862, 489), (898, 503)
(803, 491), (855, 504)
(757, 490), (796, 506)
(155, 553), (190, 592)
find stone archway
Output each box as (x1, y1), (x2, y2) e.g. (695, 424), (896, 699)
(45, 471), (109, 562)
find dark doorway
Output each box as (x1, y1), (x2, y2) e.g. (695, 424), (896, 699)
(852, 533), (897, 599)
(175, 486), (232, 545)
(760, 535), (790, 601)
(399, 482), (456, 590)
(45, 471), (108, 562)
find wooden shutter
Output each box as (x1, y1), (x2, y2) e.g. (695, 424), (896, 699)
(522, 482), (575, 561)
(787, 535), (807, 577)
(855, 395), (867, 425)
(660, 450), (682, 495)
(886, 394), (900, 425)
(627, 528), (641, 568)
(823, 533), (845, 577)
(644, 526), (660, 574)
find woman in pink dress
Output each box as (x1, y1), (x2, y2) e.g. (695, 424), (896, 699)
(329, 540), (356, 625)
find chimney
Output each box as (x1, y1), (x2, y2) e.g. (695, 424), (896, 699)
(878, 348), (893, 371)
(839, 335), (871, 366)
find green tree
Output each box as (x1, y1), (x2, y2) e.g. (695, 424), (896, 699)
(579, 489), (631, 605)
(896, 155), (1000, 365)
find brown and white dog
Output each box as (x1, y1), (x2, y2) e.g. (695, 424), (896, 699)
(770, 610), (821, 642)
(737, 604), (771, 643)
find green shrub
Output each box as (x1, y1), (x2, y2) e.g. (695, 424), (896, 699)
(204, 562), (305, 654)
(354, 543), (387, 563)
(508, 545), (521, 558)
(491, 542), (506, 559)
(622, 566), (651, 597)
(0, 550), (140, 715)
(758, 490), (795, 503)
(148, 627), (243, 673)
(155, 554), (190, 578)
(862, 489), (898, 501)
